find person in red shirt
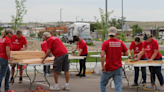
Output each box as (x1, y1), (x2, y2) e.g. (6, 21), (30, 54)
(10, 30), (28, 84)
(73, 36), (88, 77)
(100, 27), (128, 92)
(0, 29), (14, 92)
(138, 33), (164, 90)
(41, 40), (52, 76)
(41, 32), (70, 91)
(129, 36), (148, 86)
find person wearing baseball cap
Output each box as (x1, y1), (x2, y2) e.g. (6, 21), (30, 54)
(129, 36), (148, 87)
(137, 33), (164, 90)
(100, 27), (128, 92)
(41, 32), (70, 91)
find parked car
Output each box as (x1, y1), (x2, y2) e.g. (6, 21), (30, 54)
(81, 34), (93, 44)
(162, 36), (164, 41)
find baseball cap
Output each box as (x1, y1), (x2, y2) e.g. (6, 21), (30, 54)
(43, 32), (51, 37)
(108, 27), (117, 36)
(134, 36), (140, 42)
(143, 33), (152, 40)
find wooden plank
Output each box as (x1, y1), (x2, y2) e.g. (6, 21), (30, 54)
(124, 60), (164, 65)
(21, 55), (85, 64)
(21, 61), (53, 64)
(11, 51), (45, 63)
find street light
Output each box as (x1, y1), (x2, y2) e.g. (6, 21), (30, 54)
(76, 16), (79, 22)
(60, 8), (63, 23)
(105, 0), (108, 40)
(121, 0), (123, 32)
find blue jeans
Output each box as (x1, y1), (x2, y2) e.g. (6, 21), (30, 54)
(134, 58), (148, 84)
(149, 57), (164, 86)
(0, 58), (10, 91)
(100, 67), (122, 92)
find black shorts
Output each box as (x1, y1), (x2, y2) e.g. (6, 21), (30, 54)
(53, 54), (69, 73)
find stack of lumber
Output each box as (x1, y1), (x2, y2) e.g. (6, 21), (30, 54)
(11, 51), (45, 63)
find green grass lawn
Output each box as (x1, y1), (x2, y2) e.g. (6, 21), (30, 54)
(70, 51), (164, 62)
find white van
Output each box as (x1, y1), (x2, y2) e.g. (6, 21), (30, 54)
(67, 23), (93, 44)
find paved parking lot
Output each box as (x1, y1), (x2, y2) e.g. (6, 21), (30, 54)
(1, 68), (164, 92)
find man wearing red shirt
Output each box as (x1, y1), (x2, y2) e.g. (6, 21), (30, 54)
(138, 33), (164, 90)
(100, 27), (128, 92)
(73, 36), (88, 77)
(41, 32), (70, 91)
(129, 36), (148, 86)
(10, 30), (28, 84)
(0, 29), (14, 92)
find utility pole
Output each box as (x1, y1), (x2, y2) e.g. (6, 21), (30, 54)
(105, 0), (108, 40)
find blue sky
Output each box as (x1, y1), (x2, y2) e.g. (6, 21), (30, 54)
(0, 0), (164, 23)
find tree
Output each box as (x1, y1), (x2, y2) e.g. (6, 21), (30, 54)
(94, 8), (114, 41)
(90, 23), (101, 32)
(131, 24), (143, 37)
(11, 0), (27, 33)
(108, 17), (126, 29)
(0, 27), (3, 35)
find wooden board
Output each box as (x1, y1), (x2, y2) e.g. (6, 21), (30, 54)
(11, 51), (45, 63)
(21, 55), (86, 64)
(124, 60), (164, 65)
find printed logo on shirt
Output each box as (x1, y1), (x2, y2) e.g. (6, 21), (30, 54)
(135, 47), (140, 52)
(145, 45), (151, 50)
(0, 38), (6, 43)
(51, 37), (57, 40)
(13, 39), (20, 44)
(109, 42), (121, 47)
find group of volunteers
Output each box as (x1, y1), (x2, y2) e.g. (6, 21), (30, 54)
(0, 29), (27, 92)
(100, 27), (164, 92)
(1, 27), (164, 92)
(0, 29), (88, 91)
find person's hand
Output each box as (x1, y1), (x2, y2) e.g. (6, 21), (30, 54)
(20, 48), (25, 51)
(102, 67), (106, 73)
(9, 59), (12, 66)
(41, 59), (44, 64)
(134, 54), (139, 61)
(147, 59), (153, 63)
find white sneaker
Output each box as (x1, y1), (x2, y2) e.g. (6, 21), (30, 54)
(62, 85), (70, 91)
(49, 86), (60, 91)
(46, 73), (50, 76)
(159, 87), (164, 91)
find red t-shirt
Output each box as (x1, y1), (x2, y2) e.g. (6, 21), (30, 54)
(143, 39), (162, 59)
(102, 39), (128, 71)
(129, 41), (147, 59)
(47, 36), (68, 57)
(77, 39), (88, 55)
(0, 37), (11, 60)
(11, 35), (27, 51)
(41, 41), (47, 54)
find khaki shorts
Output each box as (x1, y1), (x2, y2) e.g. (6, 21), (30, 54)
(53, 54), (69, 73)
(12, 64), (23, 68)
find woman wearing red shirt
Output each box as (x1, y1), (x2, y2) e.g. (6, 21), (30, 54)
(138, 33), (164, 90)
(129, 36), (148, 86)
(0, 29), (14, 92)
(73, 36), (88, 77)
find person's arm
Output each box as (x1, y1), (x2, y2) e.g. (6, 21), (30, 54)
(6, 46), (12, 66)
(137, 48), (145, 60)
(20, 44), (28, 51)
(101, 50), (106, 73)
(77, 49), (83, 56)
(123, 51), (128, 56)
(148, 50), (158, 62)
(41, 49), (51, 63)
(74, 45), (78, 51)
(128, 49), (131, 56)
